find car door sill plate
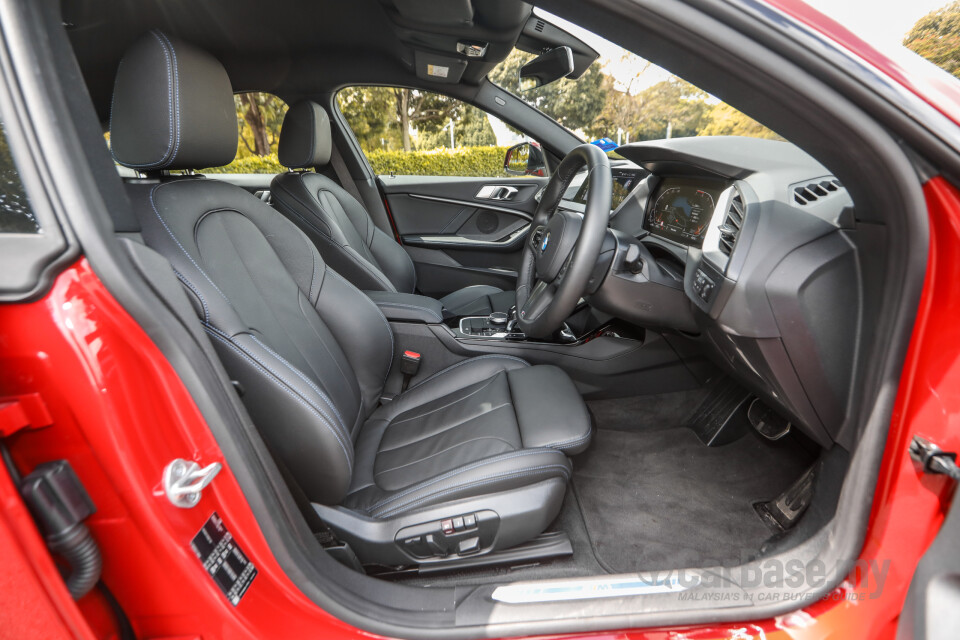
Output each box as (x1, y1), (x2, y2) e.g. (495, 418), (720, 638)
(491, 573), (700, 603)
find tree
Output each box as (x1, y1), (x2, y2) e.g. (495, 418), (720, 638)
(617, 78), (710, 141)
(235, 92), (287, 158)
(489, 50), (606, 133)
(391, 88), (458, 151)
(904, 1), (960, 79)
(698, 103), (782, 139)
(337, 87), (397, 151)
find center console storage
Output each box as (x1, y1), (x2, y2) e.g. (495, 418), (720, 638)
(365, 290), (445, 324)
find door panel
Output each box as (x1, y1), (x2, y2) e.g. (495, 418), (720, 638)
(381, 175), (547, 297)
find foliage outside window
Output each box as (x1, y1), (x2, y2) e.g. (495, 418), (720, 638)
(337, 87), (534, 178)
(903, 1), (960, 79)
(202, 92), (289, 174)
(490, 48), (780, 146)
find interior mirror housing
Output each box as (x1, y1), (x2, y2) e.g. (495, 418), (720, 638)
(503, 141), (547, 176)
(518, 46), (574, 92)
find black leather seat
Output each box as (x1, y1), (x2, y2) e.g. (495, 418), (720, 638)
(270, 100), (516, 317)
(109, 31), (591, 565)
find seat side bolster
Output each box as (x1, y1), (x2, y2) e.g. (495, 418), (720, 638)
(345, 448), (571, 518)
(271, 173), (398, 292)
(203, 326), (354, 505)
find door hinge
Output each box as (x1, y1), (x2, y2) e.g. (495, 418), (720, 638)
(910, 435), (960, 480)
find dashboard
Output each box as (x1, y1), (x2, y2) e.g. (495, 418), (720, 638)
(566, 137), (859, 450)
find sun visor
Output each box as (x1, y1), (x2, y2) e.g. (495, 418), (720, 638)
(393, 0), (474, 26)
(414, 51), (468, 84)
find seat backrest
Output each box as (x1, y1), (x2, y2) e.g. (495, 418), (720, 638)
(271, 101), (417, 295)
(110, 31), (394, 505)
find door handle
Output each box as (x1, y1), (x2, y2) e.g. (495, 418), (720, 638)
(476, 185), (519, 201)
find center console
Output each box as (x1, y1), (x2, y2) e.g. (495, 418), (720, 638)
(458, 310), (526, 340)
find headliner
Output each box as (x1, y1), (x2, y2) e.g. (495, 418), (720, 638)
(63, 0), (534, 121)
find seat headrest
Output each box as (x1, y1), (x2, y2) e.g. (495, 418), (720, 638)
(109, 30), (237, 171)
(278, 101), (332, 169)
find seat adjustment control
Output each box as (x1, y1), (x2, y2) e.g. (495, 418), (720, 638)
(396, 510), (495, 560)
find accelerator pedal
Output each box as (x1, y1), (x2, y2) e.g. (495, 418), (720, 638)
(754, 464), (817, 532)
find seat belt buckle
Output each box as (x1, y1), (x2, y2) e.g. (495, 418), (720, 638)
(400, 350), (421, 392)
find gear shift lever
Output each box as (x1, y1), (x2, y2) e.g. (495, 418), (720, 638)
(506, 305), (519, 333)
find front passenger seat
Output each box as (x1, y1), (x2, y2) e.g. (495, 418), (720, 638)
(270, 101), (516, 317)
(109, 31), (591, 566)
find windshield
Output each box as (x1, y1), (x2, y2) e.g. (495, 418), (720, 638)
(489, 12), (780, 146)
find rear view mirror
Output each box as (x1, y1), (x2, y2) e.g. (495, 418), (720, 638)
(503, 142), (547, 176)
(519, 46), (574, 92)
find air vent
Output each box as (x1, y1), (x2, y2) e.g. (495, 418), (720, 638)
(793, 179), (842, 205)
(718, 192), (744, 256)
(534, 19), (545, 32)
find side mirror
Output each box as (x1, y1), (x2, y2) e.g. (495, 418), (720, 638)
(503, 142), (547, 176)
(519, 46), (574, 92)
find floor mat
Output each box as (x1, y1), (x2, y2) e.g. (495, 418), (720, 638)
(573, 427), (814, 573)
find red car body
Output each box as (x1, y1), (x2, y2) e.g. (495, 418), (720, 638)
(1, 2), (959, 639)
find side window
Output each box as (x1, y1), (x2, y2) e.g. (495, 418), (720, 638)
(336, 87), (546, 178)
(0, 119), (39, 234)
(208, 92), (288, 174)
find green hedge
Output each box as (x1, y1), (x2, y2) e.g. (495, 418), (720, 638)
(367, 146), (509, 177)
(202, 146), (510, 177)
(203, 153), (284, 174)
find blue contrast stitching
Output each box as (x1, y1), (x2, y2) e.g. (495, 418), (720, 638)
(374, 464), (570, 518)
(548, 430), (592, 450)
(172, 268), (209, 322)
(408, 354), (529, 391)
(120, 31), (176, 168)
(154, 31), (181, 167)
(364, 448), (556, 513)
(204, 327), (354, 471)
(249, 335), (347, 430)
(148, 182), (232, 305)
(206, 325), (350, 442)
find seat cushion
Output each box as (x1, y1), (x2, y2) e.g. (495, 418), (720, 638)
(439, 285), (516, 316)
(343, 356), (591, 518)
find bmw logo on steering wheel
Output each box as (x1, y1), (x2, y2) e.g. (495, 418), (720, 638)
(541, 231), (551, 253)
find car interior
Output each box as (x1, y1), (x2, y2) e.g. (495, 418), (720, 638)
(23, 0), (933, 635)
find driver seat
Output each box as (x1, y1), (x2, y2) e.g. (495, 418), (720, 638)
(109, 32), (591, 565)
(270, 100), (516, 316)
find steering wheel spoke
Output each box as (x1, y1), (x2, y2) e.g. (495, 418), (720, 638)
(519, 279), (555, 323)
(514, 143), (611, 339)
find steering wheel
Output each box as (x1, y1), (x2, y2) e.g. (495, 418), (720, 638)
(516, 143), (611, 339)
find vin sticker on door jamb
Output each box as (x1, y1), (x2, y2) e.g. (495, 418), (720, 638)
(191, 512), (257, 605)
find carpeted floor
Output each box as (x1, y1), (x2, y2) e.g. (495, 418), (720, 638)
(571, 426), (814, 573)
(398, 387), (817, 586)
